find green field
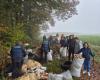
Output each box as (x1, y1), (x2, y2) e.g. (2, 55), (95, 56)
(79, 35), (100, 46)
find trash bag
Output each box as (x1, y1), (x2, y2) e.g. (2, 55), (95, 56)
(28, 53), (40, 62)
(48, 70), (73, 80)
(71, 57), (84, 77)
(47, 50), (53, 61)
(60, 47), (68, 57)
(23, 54), (28, 63)
(48, 73), (63, 80)
(60, 70), (73, 80)
(61, 61), (72, 71)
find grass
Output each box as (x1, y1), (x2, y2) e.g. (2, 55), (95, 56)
(79, 35), (100, 46)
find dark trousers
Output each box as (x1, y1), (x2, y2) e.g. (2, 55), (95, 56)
(68, 48), (74, 61)
(43, 51), (48, 63)
(12, 61), (23, 78)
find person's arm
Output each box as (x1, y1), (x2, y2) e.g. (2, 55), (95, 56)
(77, 48), (82, 54)
(89, 49), (95, 57)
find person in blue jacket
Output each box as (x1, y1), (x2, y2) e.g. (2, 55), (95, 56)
(10, 42), (26, 78)
(78, 42), (95, 76)
(42, 35), (50, 63)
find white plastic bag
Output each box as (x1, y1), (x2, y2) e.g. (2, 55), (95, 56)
(47, 50), (53, 61)
(71, 58), (84, 77)
(54, 75), (63, 80)
(23, 54), (28, 63)
(48, 70), (73, 80)
(60, 70), (73, 80)
(48, 73), (63, 80)
(60, 47), (68, 57)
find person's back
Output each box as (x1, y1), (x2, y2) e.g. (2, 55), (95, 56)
(42, 40), (50, 52)
(10, 42), (26, 78)
(42, 37), (50, 63)
(11, 44), (26, 62)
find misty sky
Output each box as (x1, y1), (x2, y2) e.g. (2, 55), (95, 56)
(47, 0), (100, 34)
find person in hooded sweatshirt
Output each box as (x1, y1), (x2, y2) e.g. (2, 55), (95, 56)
(10, 42), (26, 78)
(77, 42), (95, 76)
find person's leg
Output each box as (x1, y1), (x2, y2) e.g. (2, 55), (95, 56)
(44, 51), (48, 63)
(87, 60), (91, 72)
(83, 60), (87, 73)
(87, 60), (91, 76)
(68, 50), (71, 61)
(40, 49), (44, 62)
(72, 48), (75, 61)
(12, 61), (18, 78)
(72, 53), (74, 61)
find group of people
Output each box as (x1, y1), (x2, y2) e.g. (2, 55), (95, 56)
(41, 34), (95, 76)
(41, 34), (83, 61)
(9, 33), (95, 79)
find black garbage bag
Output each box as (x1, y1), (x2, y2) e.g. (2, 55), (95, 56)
(61, 61), (72, 71)
(28, 52), (41, 62)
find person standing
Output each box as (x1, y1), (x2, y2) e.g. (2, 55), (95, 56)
(60, 36), (68, 58)
(48, 35), (53, 49)
(77, 42), (95, 76)
(67, 35), (75, 61)
(74, 37), (83, 54)
(10, 42), (26, 78)
(42, 35), (50, 63)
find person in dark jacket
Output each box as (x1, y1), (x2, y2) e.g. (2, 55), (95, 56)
(10, 42), (26, 78)
(77, 42), (95, 76)
(42, 36), (50, 63)
(60, 36), (67, 47)
(60, 36), (68, 58)
(67, 35), (75, 61)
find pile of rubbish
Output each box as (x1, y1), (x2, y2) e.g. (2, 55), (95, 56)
(16, 53), (84, 80)
(17, 59), (48, 80)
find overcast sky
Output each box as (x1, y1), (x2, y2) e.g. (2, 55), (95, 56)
(47, 0), (100, 34)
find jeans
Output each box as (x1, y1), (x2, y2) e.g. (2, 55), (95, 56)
(83, 59), (91, 72)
